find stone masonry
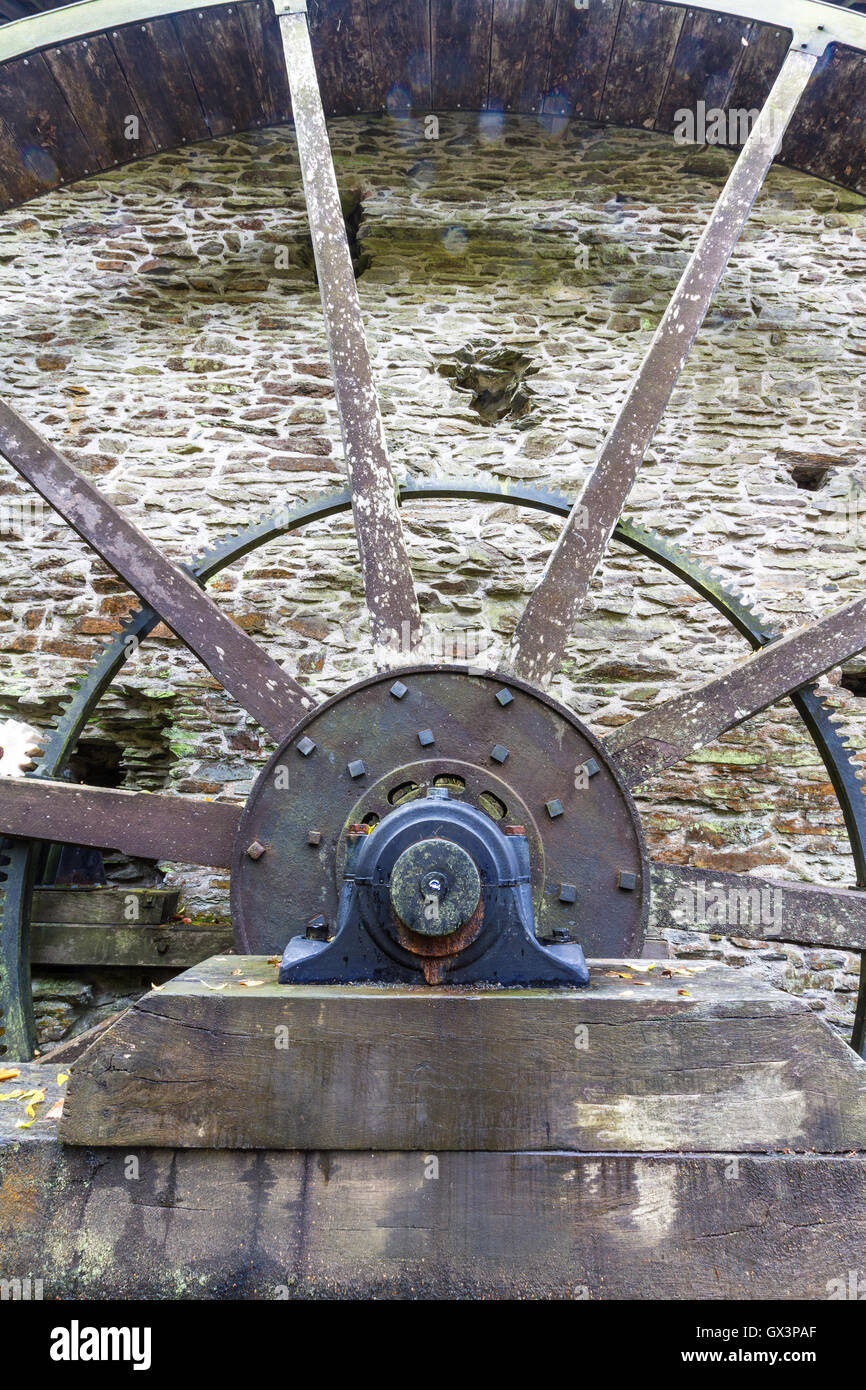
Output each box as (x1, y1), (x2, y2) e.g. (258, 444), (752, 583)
(0, 113), (864, 1043)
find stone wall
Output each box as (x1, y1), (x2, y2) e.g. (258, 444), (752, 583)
(0, 112), (865, 1044)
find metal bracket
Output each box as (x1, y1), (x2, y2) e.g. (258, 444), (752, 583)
(681, 2), (851, 59)
(790, 24), (833, 59)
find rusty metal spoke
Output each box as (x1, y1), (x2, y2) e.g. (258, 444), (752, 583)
(277, 0), (422, 661)
(507, 46), (817, 687)
(0, 777), (240, 868)
(651, 863), (866, 952)
(0, 400), (312, 741)
(606, 591), (866, 787)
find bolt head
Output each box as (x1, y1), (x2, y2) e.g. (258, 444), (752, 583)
(545, 798), (564, 819)
(307, 829), (322, 846)
(390, 681), (408, 700)
(582, 757), (600, 778)
(418, 728), (435, 747)
(347, 759), (366, 779)
(246, 840), (266, 860)
(495, 688), (514, 707)
(296, 735), (316, 757)
(617, 870), (637, 891)
(491, 743), (509, 763)
(559, 883), (577, 904)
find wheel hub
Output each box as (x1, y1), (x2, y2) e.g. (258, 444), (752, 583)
(231, 666), (648, 966)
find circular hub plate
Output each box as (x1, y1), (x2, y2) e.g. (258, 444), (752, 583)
(390, 838), (482, 936)
(232, 667), (648, 956)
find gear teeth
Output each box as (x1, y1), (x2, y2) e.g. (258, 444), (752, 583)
(618, 519), (782, 640)
(0, 719), (43, 779)
(816, 724), (866, 807)
(819, 697), (866, 775)
(535, 486), (572, 508)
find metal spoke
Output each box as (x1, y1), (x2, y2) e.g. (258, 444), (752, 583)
(276, 0), (422, 661)
(0, 401), (312, 741)
(651, 863), (866, 952)
(606, 592), (866, 787)
(507, 46), (817, 687)
(0, 777), (240, 868)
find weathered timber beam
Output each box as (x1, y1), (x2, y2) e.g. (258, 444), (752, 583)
(506, 47), (816, 687)
(0, 402), (312, 740)
(0, 778), (240, 867)
(651, 862), (866, 950)
(30, 921), (233, 967)
(276, 0), (422, 662)
(607, 590), (866, 786)
(60, 956), (866, 1150)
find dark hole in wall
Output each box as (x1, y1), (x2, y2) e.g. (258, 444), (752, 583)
(789, 462), (835, 491)
(67, 739), (122, 789)
(438, 345), (539, 424)
(841, 671), (866, 697)
(777, 451), (856, 491)
(296, 187), (371, 281)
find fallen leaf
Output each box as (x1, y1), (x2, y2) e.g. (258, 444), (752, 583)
(231, 968), (243, 976)
(25, 1090), (46, 1117)
(150, 982), (166, 992)
(44, 1099), (64, 1121)
(14, 1119), (34, 1130)
(239, 979), (265, 988)
(56, 1072), (69, 1087)
(0, 1068), (20, 1082)
(267, 956), (280, 966)
(677, 989), (692, 997)
(0, 1088), (42, 1103)
(201, 982), (229, 991)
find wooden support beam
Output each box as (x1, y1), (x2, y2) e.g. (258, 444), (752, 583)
(32, 886), (179, 925)
(30, 922), (232, 968)
(4, 1107), (866, 1299)
(61, 956), (866, 1151)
